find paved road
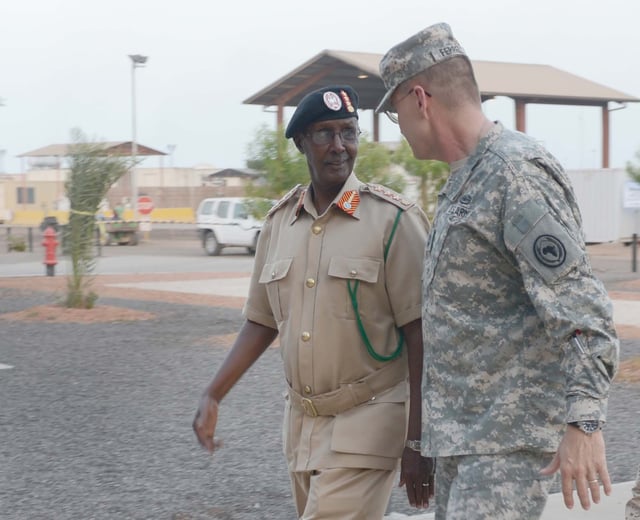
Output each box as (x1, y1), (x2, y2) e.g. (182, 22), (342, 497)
(0, 235), (638, 519)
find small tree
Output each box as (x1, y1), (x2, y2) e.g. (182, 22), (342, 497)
(64, 128), (130, 308)
(626, 147), (640, 183)
(245, 125), (309, 202)
(391, 139), (449, 220)
(354, 134), (406, 193)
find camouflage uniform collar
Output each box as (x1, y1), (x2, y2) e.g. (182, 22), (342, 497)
(441, 121), (502, 201)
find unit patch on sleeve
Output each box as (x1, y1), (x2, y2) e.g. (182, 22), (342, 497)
(504, 199), (583, 284)
(533, 234), (566, 267)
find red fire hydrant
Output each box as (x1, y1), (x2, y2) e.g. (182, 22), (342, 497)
(42, 226), (59, 277)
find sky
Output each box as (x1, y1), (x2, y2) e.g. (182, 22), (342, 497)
(1, 0), (639, 174)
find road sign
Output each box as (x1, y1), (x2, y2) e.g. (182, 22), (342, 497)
(137, 195), (154, 215)
(623, 181), (640, 209)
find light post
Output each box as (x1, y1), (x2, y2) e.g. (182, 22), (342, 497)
(128, 54), (148, 220)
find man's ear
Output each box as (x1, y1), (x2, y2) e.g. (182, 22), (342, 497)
(416, 87), (428, 111)
(293, 136), (304, 153)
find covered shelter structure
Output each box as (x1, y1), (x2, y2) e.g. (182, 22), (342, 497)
(15, 141), (167, 213)
(17, 141), (167, 167)
(244, 50), (640, 168)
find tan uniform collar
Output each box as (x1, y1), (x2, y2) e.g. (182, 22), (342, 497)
(291, 172), (363, 223)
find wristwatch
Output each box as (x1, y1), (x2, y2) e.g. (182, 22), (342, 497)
(405, 439), (422, 452)
(568, 420), (603, 435)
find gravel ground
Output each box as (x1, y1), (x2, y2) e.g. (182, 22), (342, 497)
(1, 238), (639, 519)
(1, 290), (295, 520)
(1, 286), (638, 519)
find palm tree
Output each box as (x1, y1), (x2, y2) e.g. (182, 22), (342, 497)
(64, 129), (131, 308)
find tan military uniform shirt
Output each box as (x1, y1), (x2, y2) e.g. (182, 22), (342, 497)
(244, 173), (429, 472)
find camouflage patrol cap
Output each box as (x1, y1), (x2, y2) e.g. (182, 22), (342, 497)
(285, 85), (359, 139)
(375, 22), (466, 113)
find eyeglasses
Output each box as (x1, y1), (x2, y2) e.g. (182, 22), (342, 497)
(305, 127), (361, 146)
(384, 87), (431, 124)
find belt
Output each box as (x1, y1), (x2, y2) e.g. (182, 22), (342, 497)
(288, 358), (406, 417)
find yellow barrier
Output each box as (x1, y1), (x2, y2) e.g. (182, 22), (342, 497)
(10, 210), (71, 226)
(6, 207), (194, 226)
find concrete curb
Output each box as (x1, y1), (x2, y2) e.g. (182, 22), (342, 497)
(384, 481), (635, 519)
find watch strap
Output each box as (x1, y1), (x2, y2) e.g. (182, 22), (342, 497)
(405, 439), (422, 451)
(568, 420), (603, 435)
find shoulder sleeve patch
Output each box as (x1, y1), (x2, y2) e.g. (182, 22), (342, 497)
(362, 183), (414, 210)
(267, 184), (304, 218)
(504, 199), (583, 284)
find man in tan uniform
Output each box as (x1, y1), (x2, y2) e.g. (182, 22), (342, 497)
(193, 85), (433, 519)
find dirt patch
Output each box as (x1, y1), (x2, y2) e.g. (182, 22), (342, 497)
(616, 324), (640, 340)
(0, 273), (248, 314)
(0, 304), (155, 323)
(609, 290), (640, 302)
(616, 357), (640, 384)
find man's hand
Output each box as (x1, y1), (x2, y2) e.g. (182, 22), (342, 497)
(192, 394), (224, 453)
(540, 427), (611, 510)
(399, 448), (435, 508)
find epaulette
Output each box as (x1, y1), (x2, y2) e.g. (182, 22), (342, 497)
(267, 184), (305, 218)
(362, 183), (415, 210)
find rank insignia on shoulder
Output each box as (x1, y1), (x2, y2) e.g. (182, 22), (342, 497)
(267, 184), (304, 217)
(363, 183), (414, 210)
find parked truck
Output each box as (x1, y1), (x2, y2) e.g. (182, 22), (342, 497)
(196, 197), (269, 256)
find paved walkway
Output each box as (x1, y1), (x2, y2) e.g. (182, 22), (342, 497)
(111, 275), (640, 329)
(384, 480), (635, 519)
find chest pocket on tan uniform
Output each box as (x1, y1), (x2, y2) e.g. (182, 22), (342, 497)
(259, 258), (293, 324)
(327, 257), (380, 320)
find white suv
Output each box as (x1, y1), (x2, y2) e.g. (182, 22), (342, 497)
(196, 197), (266, 256)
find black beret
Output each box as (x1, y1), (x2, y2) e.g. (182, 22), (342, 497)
(285, 85), (359, 139)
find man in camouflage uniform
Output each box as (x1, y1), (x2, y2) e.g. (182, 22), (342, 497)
(376, 23), (619, 519)
(193, 85), (434, 519)
(628, 467), (640, 519)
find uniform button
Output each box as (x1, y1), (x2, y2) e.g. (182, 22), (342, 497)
(301, 331), (311, 342)
(303, 385), (312, 394)
(350, 269), (357, 277)
(306, 278), (316, 288)
(271, 271), (276, 279)
(312, 225), (322, 235)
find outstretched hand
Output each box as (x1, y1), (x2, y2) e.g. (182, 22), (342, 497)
(192, 394), (224, 453)
(540, 428), (611, 510)
(399, 448), (435, 508)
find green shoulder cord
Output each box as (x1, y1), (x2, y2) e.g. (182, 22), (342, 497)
(347, 208), (404, 362)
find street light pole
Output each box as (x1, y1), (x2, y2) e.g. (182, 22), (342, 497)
(128, 54), (148, 221)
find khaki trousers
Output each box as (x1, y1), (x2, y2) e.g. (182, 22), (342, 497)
(290, 467), (396, 520)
